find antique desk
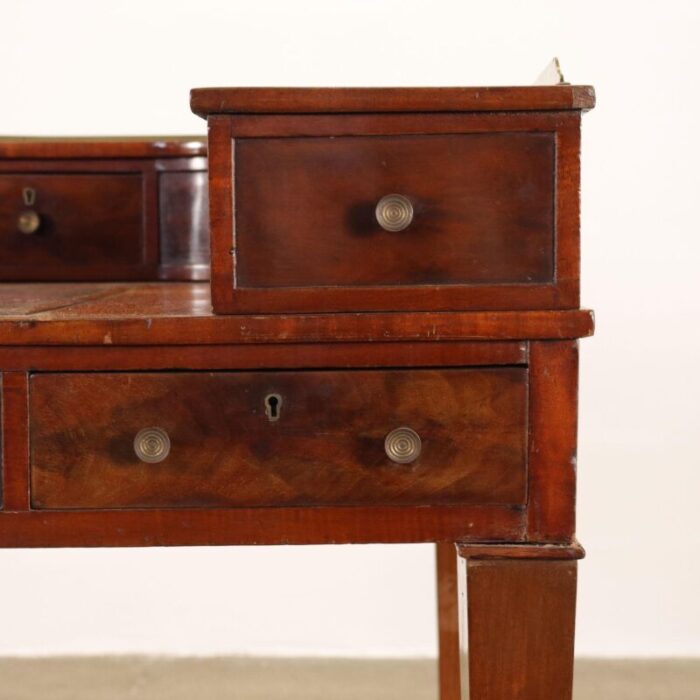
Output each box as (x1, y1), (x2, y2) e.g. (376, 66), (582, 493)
(0, 83), (594, 699)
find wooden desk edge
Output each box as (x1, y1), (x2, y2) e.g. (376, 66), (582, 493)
(457, 541), (585, 561)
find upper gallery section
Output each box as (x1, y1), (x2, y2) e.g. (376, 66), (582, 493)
(0, 137), (209, 282)
(192, 84), (595, 314)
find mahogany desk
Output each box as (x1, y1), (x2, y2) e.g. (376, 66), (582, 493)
(0, 282), (593, 699)
(0, 77), (595, 699)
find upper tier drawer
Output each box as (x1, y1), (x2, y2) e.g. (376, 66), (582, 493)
(0, 172), (147, 278)
(0, 138), (209, 281)
(200, 107), (584, 313)
(236, 133), (554, 288)
(29, 368), (527, 510)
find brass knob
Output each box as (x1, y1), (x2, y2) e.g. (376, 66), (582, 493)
(375, 194), (414, 232)
(384, 427), (422, 464)
(17, 210), (41, 235)
(134, 427), (171, 463)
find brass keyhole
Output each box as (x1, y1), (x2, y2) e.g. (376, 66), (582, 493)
(264, 393), (282, 422)
(22, 187), (36, 206)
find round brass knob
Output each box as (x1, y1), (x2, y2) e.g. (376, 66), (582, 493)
(17, 210), (41, 235)
(133, 427), (171, 464)
(384, 427), (422, 464)
(375, 194), (414, 232)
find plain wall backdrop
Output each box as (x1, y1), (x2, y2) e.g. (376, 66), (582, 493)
(1, 0), (698, 658)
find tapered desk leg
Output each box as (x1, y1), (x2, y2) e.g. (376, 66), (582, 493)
(459, 544), (582, 700)
(436, 542), (461, 700)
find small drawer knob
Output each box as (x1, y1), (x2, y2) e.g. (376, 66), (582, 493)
(134, 427), (171, 463)
(375, 194), (414, 232)
(17, 210), (41, 235)
(384, 426), (422, 464)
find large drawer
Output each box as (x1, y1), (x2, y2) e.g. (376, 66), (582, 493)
(29, 368), (528, 510)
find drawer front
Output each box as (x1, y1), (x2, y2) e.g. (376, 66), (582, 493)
(236, 133), (554, 289)
(29, 368), (527, 510)
(0, 172), (147, 278)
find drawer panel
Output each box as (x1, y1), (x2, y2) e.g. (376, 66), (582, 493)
(29, 368), (528, 510)
(236, 133), (554, 289)
(0, 173), (147, 277)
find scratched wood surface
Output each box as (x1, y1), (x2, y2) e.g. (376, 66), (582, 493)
(0, 282), (594, 346)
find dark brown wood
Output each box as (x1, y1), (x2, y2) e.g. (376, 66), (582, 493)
(1, 371), (29, 510)
(0, 136), (206, 160)
(158, 170), (210, 281)
(30, 368), (527, 510)
(458, 541), (584, 560)
(206, 111), (583, 314)
(190, 85), (596, 117)
(0, 171), (153, 279)
(227, 111), (576, 137)
(0, 282), (595, 346)
(436, 543), (461, 700)
(236, 132), (554, 287)
(527, 341), (579, 542)
(0, 141), (209, 282)
(465, 559), (578, 700)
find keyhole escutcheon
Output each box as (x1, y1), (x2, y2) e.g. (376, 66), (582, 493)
(264, 393), (282, 422)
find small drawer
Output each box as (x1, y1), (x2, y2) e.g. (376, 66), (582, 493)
(192, 86), (591, 313)
(236, 133), (554, 290)
(29, 368), (528, 510)
(0, 172), (149, 279)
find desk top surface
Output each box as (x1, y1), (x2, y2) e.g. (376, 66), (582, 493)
(0, 283), (594, 346)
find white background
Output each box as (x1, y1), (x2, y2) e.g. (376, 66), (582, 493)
(1, 0), (698, 658)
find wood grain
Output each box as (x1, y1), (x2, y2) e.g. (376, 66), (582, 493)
(190, 85), (596, 117)
(236, 133), (554, 288)
(0, 147), (209, 282)
(0, 172), (152, 279)
(30, 368), (528, 510)
(0, 137), (206, 160)
(436, 542), (461, 700)
(0, 341), (528, 372)
(458, 541), (584, 560)
(207, 111), (583, 313)
(0, 282), (595, 346)
(527, 341), (579, 542)
(466, 559), (578, 700)
(1, 371), (29, 510)
(0, 505), (524, 547)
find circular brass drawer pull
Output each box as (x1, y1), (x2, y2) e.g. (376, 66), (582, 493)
(17, 210), (41, 235)
(384, 426), (422, 464)
(133, 427), (171, 463)
(375, 194), (413, 232)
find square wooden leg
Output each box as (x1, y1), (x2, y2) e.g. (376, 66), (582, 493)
(462, 551), (579, 700)
(436, 542), (461, 700)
